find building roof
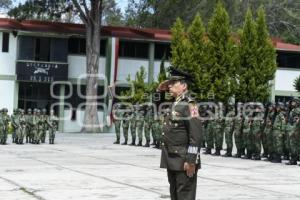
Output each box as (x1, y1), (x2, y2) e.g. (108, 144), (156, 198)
(0, 18), (171, 41)
(1, 18), (300, 51)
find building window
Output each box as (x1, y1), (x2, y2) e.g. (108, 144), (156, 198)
(18, 36), (68, 62)
(119, 41), (149, 59)
(65, 84), (105, 109)
(35, 37), (50, 61)
(2, 32), (9, 52)
(68, 37), (106, 56)
(155, 43), (171, 60)
(277, 51), (300, 68)
(275, 95), (294, 103)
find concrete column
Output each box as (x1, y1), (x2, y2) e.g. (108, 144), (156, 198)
(103, 37), (117, 132)
(13, 81), (19, 109)
(148, 42), (155, 84)
(58, 84), (65, 132)
(270, 79), (276, 102)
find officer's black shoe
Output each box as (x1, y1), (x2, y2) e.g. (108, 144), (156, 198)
(137, 141), (143, 146)
(113, 140), (120, 144)
(203, 148), (211, 155)
(286, 160), (297, 165)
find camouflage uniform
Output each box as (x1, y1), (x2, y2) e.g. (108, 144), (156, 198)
(224, 110), (235, 157)
(234, 115), (244, 158)
(122, 110), (131, 145)
(264, 106), (275, 160)
(271, 108), (285, 163)
(136, 107), (145, 146)
(129, 107), (137, 145)
(11, 109), (19, 143)
(47, 110), (58, 144)
(251, 118), (262, 160)
(213, 118), (224, 156)
(286, 116), (300, 165)
(144, 105), (153, 147)
(243, 117), (252, 159)
(0, 109), (7, 144)
(17, 110), (27, 144)
(205, 117), (215, 155)
(26, 109), (33, 143)
(113, 106), (123, 144)
(41, 109), (48, 143)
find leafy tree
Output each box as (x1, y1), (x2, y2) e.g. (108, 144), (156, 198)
(121, 66), (148, 104)
(8, 0), (123, 25)
(237, 8), (258, 102)
(255, 6), (277, 102)
(170, 18), (190, 71)
(206, 2), (238, 103)
(293, 76), (300, 93)
(186, 13), (210, 100)
(0, 0), (12, 9)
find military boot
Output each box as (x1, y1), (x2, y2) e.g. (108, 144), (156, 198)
(252, 154), (261, 160)
(113, 139), (120, 144)
(121, 140), (127, 145)
(151, 140), (156, 146)
(137, 141), (142, 146)
(286, 159), (297, 165)
(129, 140), (136, 146)
(203, 148), (212, 155)
(234, 150), (241, 158)
(270, 154), (282, 163)
(223, 148), (232, 157)
(213, 149), (221, 156)
(143, 141), (150, 147)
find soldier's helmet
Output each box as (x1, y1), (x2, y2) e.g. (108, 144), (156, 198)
(42, 108), (47, 114)
(3, 108), (8, 113)
(27, 108), (32, 114)
(13, 108), (18, 113)
(20, 109), (25, 114)
(36, 109), (41, 114)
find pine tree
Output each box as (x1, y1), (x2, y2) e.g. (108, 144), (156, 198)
(293, 76), (300, 93)
(207, 2), (238, 103)
(237, 8), (258, 102)
(255, 6), (277, 103)
(170, 18), (190, 70)
(187, 13), (211, 100)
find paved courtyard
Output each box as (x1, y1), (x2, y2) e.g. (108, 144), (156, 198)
(0, 133), (300, 200)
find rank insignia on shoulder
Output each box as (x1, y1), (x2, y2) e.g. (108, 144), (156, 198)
(189, 104), (199, 118)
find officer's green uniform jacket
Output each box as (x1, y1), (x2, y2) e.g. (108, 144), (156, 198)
(160, 92), (202, 171)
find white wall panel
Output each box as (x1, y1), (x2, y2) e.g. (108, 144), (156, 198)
(0, 33), (17, 75)
(0, 80), (15, 114)
(275, 69), (300, 91)
(117, 58), (149, 82)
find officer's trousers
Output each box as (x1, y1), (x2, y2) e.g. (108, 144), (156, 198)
(167, 170), (197, 200)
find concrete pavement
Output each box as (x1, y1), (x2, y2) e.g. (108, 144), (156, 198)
(0, 133), (300, 200)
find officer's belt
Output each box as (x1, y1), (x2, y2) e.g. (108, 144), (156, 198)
(165, 145), (187, 154)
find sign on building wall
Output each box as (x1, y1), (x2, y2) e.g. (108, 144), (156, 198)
(16, 61), (68, 82)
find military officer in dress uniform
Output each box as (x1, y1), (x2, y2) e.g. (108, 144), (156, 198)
(158, 67), (202, 200)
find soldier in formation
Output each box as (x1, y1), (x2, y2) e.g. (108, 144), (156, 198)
(0, 108), (59, 145)
(200, 100), (300, 166)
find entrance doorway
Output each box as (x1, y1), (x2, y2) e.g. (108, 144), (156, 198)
(18, 82), (59, 113)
